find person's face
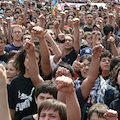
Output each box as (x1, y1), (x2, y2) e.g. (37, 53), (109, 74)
(16, 16), (23, 25)
(6, 10), (11, 17)
(90, 112), (106, 120)
(64, 35), (73, 50)
(39, 109), (61, 120)
(22, 34), (31, 44)
(6, 63), (18, 80)
(81, 59), (90, 79)
(117, 71), (120, 86)
(85, 34), (92, 46)
(100, 57), (111, 72)
(12, 27), (23, 41)
(86, 14), (93, 25)
(67, 15), (73, 25)
(24, 52), (40, 70)
(35, 93), (54, 109)
(93, 26), (100, 31)
(0, 39), (5, 52)
(92, 34), (102, 45)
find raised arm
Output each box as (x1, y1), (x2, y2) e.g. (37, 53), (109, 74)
(24, 32), (43, 88)
(73, 18), (80, 54)
(0, 64), (11, 120)
(81, 34), (104, 100)
(32, 26), (51, 79)
(55, 75), (81, 120)
(23, 0), (28, 26)
(45, 30), (62, 63)
(107, 36), (118, 56)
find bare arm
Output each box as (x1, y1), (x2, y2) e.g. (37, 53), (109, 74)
(55, 75), (81, 120)
(24, 34), (43, 88)
(23, 0), (28, 26)
(45, 30), (62, 63)
(73, 18), (80, 54)
(81, 35), (104, 100)
(107, 36), (118, 56)
(32, 26), (52, 79)
(0, 64), (11, 120)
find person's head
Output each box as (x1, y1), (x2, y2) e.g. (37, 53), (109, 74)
(87, 103), (108, 120)
(0, 34), (7, 53)
(66, 14), (74, 26)
(93, 24), (100, 31)
(38, 99), (67, 120)
(14, 6), (23, 14)
(85, 12), (93, 26)
(79, 5), (86, 11)
(99, 51), (112, 75)
(79, 54), (92, 79)
(6, 60), (19, 81)
(35, 80), (57, 108)
(103, 24), (114, 36)
(92, 31), (102, 45)
(4, 7), (12, 17)
(52, 61), (75, 79)
(14, 48), (41, 75)
(111, 65), (120, 89)
(46, 21), (54, 30)
(64, 34), (74, 50)
(12, 25), (23, 41)
(84, 32), (92, 46)
(16, 13), (24, 25)
(21, 32), (31, 44)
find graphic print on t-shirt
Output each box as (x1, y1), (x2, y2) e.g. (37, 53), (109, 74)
(15, 87), (35, 111)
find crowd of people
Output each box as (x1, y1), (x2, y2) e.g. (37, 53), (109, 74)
(0, 0), (120, 120)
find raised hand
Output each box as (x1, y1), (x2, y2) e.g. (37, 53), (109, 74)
(55, 66), (72, 78)
(23, 32), (35, 54)
(73, 18), (80, 28)
(107, 36), (115, 45)
(55, 75), (74, 93)
(54, 19), (60, 29)
(104, 109), (118, 120)
(72, 54), (83, 72)
(31, 26), (44, 39)
(92, 32), (104, 58)
(60, 11), (66, 19)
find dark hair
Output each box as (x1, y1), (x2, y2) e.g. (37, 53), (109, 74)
(21, 32), (31, 41)
(38, 99), (67, 120)
(52, 61), (75, 78)
(99, 51), (112, 75)
(103, 24), (114, 35)
(110, 56), (120, 71)
(78, 54), (92, 79)
(14, 48), (41, 75)
(34, 80), (57, 99)
(111, 65), (120, 89)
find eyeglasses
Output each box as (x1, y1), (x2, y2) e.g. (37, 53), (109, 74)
(83, 63), (90, 68)
(13, 31), (22, 34)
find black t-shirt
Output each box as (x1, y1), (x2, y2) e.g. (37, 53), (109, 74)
(0, 52), (8, 63)
(8, 75), (37, 120)
(21, 115), (35, 120)
(62, 47), (78, 65)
